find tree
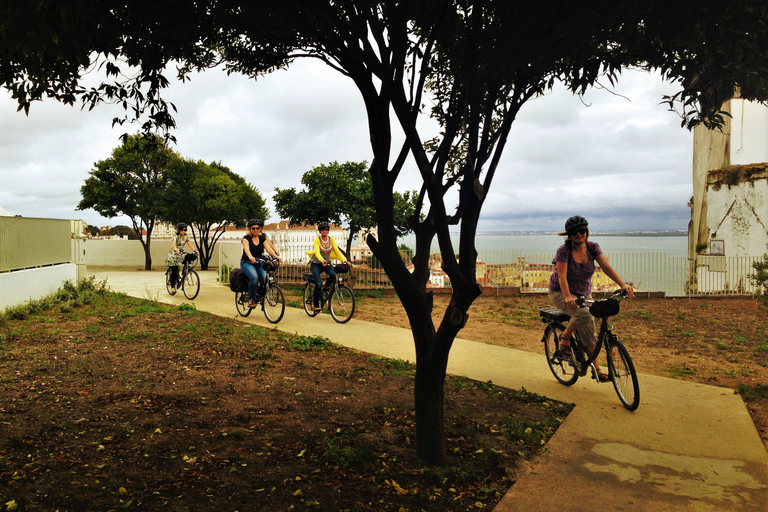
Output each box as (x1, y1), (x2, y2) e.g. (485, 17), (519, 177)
(85, 225), (100, 237)
(274, 161), (416, 258)
(4, 1), (768, 465)
(108, 225), (137, 239)
(78, 133), (177, 270)
(162, 158), (268, 270)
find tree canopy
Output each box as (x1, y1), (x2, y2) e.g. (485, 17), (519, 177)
(6, 1), (768, 465)
(78, 133), (176, 270)
(163, 159), (268, 270)
(274, 161), (417, 258)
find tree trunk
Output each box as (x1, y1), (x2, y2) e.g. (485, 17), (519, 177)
(414, 341), (448, 465)
(144, 246), (152, 271)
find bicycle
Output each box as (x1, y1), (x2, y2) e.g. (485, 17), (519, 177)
(166, 252), (200, 300)
(539, 289), (640, 411)
(302, 264), (356, 323)
(234, 257), (285, 324)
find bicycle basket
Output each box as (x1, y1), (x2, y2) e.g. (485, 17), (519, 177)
(589, 298), (620, 318)
(263, 259), (279, 272)
(334, 262), (350, 273)
(183, 253), (198, 263)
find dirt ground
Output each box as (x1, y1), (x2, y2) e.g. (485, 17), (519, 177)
(350, 291), (768, 448)
(0, 283), (572, 512)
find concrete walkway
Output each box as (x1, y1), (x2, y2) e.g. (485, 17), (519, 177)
(88, 268), (768, 512)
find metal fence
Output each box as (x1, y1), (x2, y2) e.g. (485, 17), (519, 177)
(482, 251), (761, 297)
(216, 240), (762, 297)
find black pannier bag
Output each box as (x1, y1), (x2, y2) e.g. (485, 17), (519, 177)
(334, 262), (350, 273)
(589, 298), (620, 318)
(229, 268), (249, 292)
(183, 253), (198, 263)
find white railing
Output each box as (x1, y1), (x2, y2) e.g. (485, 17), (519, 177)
(215, 243), (761, 297)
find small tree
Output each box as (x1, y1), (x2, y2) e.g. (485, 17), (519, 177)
(750, 254), (768, 307)
(274, 161), (416, 257)
(162, 159), (267, 270)
(78, 134), (177, 270)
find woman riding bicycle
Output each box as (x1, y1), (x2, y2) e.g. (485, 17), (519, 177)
(166, 223), (197, 295)
(548, 215), (634, 382)
(306, 222), (348, 313)
(241, 219), (281, 309)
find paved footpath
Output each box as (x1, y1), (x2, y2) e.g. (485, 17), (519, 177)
(89, 268), (768, 512)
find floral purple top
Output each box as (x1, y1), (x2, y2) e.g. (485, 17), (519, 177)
(548, 241), (603, 297)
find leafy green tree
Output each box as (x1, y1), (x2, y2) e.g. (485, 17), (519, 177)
(162, 159), (268, 270)
(85, 225), (100, 237)
(5, 1), (768, 465)
(750, 254), (768, 307)
(78, 134), (177, 270)
(274, 161), (416, 258)
(107, 225), (137, 239)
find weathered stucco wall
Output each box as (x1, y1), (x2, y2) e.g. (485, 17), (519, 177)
(687, 98), (768, 293)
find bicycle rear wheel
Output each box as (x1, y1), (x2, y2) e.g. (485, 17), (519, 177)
(235, 290), (252, 317)
(166, 268), (176, 295)
(543, 324), (579, 386)
(303, 283), (318, 317)
(263, 284), (285, 324)
(182, 270), (200, 300)
(329, 285), (355, 323)
(606, 337), (640, 411)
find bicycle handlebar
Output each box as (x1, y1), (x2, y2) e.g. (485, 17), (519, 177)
(575, 289), (628, 307)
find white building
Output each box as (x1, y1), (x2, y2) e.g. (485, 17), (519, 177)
(688, 94), (768, 293)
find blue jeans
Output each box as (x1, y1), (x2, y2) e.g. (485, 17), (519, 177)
(310, 261), (336, 308)
(241, 259), (266, 302)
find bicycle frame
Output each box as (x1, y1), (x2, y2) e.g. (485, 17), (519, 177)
(540, 289), (639, 410)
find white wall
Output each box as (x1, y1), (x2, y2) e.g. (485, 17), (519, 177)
(731, 99), (768, 165)
(0, 264), (78, 311)
(82, 239), (220, 268)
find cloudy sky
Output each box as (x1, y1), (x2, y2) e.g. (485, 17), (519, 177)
(0, 59), (694, 232)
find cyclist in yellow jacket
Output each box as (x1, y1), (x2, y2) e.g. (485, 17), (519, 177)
(306, 222), (348, 313)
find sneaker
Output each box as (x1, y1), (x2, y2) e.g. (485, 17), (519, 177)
(248, 300), (257, 309)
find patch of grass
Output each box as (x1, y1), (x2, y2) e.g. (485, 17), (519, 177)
(632, 310), (653, 320)
(289, 336), (330, 351)
(737, 383), (768, 400)
(356, 289), (385, 299)
(663, 366), (697, 378)
(175, 303), (197, 314)
(371, 357), (414, 376)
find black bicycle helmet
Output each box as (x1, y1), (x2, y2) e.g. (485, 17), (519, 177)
(247, 219), (264, 228)
(564, 215), (588, 233)
(176, 223), (187, 233)
(318, 221), (330, 231)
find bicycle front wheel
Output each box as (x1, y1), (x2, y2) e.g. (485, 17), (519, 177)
(303, 283), (318, 317)
(182, 270), (200, 300)
(263, 284), (285, 324)
(235, 290), (252, 317)
(166, 268), (176, 295)
(606, 337), (640, 411)
(543, 324), (579, 386)
(329, 285), (355, 324)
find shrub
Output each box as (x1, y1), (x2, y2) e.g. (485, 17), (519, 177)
(750, 253), (768, 307)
